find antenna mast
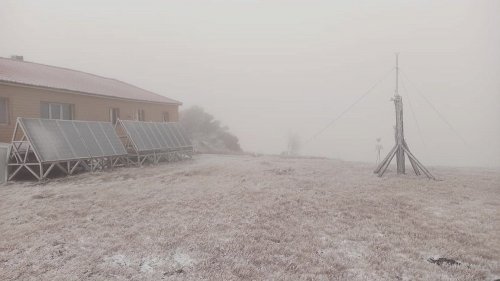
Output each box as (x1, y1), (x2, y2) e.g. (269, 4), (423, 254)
(374, 54), (435, 179)
(395, 53), (399, 96)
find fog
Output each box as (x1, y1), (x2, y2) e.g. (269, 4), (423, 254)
(1, 0), (499, 167)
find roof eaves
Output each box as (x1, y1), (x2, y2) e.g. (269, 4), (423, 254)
(0, 80), (183, 106)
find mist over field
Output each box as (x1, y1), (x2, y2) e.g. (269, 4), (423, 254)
(1, 2), (500, 280)
(1, 0), (499, 167)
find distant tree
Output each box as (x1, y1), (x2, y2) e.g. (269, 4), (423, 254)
(179, 106), (242, 153)
(286, 132), (301, 156)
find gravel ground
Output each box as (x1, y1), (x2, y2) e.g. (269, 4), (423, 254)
(0, 154), (499, 281)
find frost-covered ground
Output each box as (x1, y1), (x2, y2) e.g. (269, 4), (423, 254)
(0, 154), (499, 281)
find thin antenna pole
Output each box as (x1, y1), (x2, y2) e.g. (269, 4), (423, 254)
(395, 53), (399, 97)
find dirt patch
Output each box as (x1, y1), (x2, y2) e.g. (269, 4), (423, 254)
(268, 167), (294, 175)
(31, 193), (55, 199)
(163, 268), (185, 277)
(428, 257), (461, 266)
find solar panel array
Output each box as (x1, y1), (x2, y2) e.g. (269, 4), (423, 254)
(119, 120), (193, 153)
(20, 118), (127, 162)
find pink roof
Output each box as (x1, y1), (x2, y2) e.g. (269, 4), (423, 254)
(0, 57), (181, 105)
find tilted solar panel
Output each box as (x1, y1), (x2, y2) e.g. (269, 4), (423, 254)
(19, 118), (127, 163)
(170, 123), (189, 147)
(118, 120), (193, 154)
(121, 121), (146, 152)
(149, 122), (168, 148)
(57, 121), (90, 158)
(157, 123), (176, 149)
(174, 123), (193, 146)
(144, 122), (162, 150)
(22, 118), (61, 162)
(40, 119), (77, 160)
(101, 123), (128, 155)
(164, 123), (181, 148)
(88, 122), (115, 156)
(168, 123), (186, 148)
(73, 122), (104, 157)
(134, 122), (155, 151)
(153, 123), (173, 149)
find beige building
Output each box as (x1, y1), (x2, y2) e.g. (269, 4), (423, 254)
(0, 56), (181, 143)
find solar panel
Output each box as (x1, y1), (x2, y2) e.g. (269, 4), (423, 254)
(169, 123), (187, 148)
(149, 122), (168, 148)
(88, 122), (116, 156)
(118, 120), (193, 153)
(57, 121), (90, 158)
(121, 121), (146, 151)
(73, 122), (104, 157)
(174, 123), (193, 146)
(41, 119), (77, 160)
(134, 122), (155, 151)
(144, 122), (162, 150)
(19, 118), (127, 164)
(22, 119), (61, 162)
(170, 123), (189, 147)
(164, 123), (181, 148)
(10, 118), (129, 181)
(152, 123), (173, 149)
(158, 123), (177, 149)
(101, 123), (128, 155)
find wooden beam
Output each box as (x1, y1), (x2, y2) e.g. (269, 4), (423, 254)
(401, 144), (435, 180)
(378, 146), (398, 177)
(374, 144), (398, 174)
(407, 153), (421, 176)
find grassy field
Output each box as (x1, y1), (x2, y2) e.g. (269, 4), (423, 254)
(0, 154), (498, 280)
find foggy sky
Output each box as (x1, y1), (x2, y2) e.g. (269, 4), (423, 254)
(1, 0), (499, 167)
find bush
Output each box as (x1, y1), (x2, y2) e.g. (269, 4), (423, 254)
(179, 106), (242, 153)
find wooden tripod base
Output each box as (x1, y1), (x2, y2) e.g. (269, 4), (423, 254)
(376, 55), (435, 180)
(374, 140), (435, 180)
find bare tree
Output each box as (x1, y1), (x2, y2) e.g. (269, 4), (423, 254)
(286, 133), (301, 156)
(375, 137), (383, 164)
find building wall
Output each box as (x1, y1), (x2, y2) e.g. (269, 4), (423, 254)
(0, 83), (179, 143)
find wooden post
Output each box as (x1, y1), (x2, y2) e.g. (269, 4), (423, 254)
(374, 54), (435, 180)
(394, 95), (405, 174)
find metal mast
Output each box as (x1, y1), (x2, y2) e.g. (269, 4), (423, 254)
(374, 54), (435, 179)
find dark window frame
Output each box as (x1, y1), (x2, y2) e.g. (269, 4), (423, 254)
(136, 109), (145, 121)
(162, 111), (170, 122)
(0, 97), (10, 124)
(41, 102), (74, 120)
(110, 108), (120, 125)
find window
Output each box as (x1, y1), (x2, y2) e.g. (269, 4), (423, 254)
(135, 109), (145, 121)
(41, 102), (73, 120)
(110, 108), (120, 124)
(0, 97), (9, 124)
(162, 111), (170, 122)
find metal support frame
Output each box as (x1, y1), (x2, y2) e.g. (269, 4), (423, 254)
(124, 150), (192, 166)
(7, 118), (127, 181)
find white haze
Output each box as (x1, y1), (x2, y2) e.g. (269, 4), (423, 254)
(1, 0), (499, 167)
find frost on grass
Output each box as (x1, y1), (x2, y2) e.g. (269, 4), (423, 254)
(105, 254), (130, 267)
(173, 251), (194, 267)
(0, 154), (499, 281)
